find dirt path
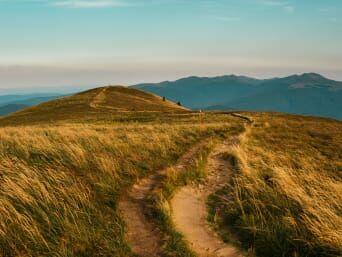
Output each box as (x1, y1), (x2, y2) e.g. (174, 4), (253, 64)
(118, 141), (208, 257)
(171, 137), (244, 257)
(90, 87), (108, 109)
(118, 171), (164, 256)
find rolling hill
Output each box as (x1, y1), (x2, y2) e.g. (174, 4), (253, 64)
(134, 73), (342, 119)
(0, 86), (188, 125)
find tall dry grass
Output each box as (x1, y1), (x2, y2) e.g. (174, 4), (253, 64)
(0, 116), (239, 256)
(209, 113), (342, 257)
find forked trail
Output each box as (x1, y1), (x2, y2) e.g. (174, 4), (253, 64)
(119, 114), (251, 257)
(171, 137), (244, 257)
(118, 141), (208, 257)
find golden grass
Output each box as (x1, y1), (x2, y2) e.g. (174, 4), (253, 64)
(0, 114), (240, 256)
(1, 108), (340, 257)
(0, 86), (188, 126)
(209, 113), (342, 256)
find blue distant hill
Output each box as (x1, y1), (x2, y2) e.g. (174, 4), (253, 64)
(134, 73), (342, 120)
(0, 94), (63, 116)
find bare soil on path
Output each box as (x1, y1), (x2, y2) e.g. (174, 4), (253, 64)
(89, 87), (108, 109)
(118, 141), (208, 257)
(171, 138), (244, 257)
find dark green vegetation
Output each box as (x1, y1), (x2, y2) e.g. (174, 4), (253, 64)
(134, 73), (342, 119)
(208, 113), (342, 257)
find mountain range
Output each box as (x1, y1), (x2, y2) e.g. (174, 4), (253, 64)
(134, 73), (342, 119)
(1, 73), (341, 119)
(0, 93), (62, 116)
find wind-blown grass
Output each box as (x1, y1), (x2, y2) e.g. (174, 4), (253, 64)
(0, 113), (241, 257)
(2, 109), (339, 257)
(0, 124), (194, 256)
(144, 123), (245, 257)
(208, 113), (342, 257)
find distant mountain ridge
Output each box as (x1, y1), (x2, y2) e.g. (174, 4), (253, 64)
(0, 93), (61, 105)
(0, 104), (28, 116)
(133, 73), (342, 119)
(0, 94), (63, 116)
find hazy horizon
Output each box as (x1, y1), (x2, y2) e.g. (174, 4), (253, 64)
(1, 0), (341, 91)
(1, 71), (342, 95)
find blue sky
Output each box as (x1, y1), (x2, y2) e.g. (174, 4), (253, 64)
(0, 0), (341, 91)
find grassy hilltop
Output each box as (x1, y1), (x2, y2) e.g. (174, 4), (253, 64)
(0, 86), (340, 257)
(0, 86), (187, 126)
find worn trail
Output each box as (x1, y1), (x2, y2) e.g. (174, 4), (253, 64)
(89, 87), (108, 109)
(171, 136), (244, 257)
(118, 141), (207, 257)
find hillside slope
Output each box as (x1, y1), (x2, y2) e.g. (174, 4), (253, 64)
(134, 73), (342, 119)
(0, 86), (188, 125)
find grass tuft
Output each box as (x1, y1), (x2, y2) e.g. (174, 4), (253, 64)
(207, 113), (342, 257)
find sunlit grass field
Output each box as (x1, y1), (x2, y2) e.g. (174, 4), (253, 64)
(208, 113), (342, 257)
(0, 113), (242, 256)
(0, 84), (341, 257)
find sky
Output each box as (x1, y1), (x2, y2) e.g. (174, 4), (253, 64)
(0, 0), (341, 92)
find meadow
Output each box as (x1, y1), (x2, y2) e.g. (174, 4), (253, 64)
(208, 113), (342, 257)
(0, 85), (341, 257)
(0, 113), (242, 257)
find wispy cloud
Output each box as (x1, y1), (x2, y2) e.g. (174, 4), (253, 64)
(0, 0), (134, 8)
(258, 0), (294, 13)
(283, 5), (294, 13)
(318, 6), (339, 23)
(259, 0), (288, 6)
(52, 0), (131, 8)
(214, 16), (241, 22)
(318, 7), (336, 13)
(329, 17), (337, 23)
